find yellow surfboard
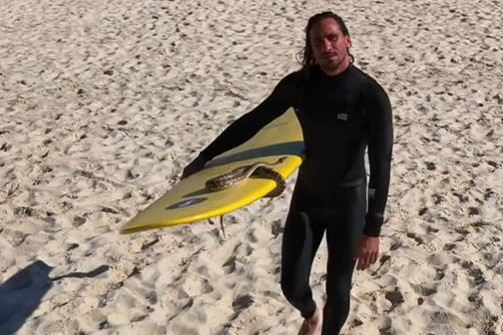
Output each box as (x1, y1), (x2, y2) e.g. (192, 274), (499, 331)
(120, 107), (304, 234)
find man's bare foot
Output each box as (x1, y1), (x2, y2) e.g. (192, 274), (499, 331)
(297, 307), (323, 335)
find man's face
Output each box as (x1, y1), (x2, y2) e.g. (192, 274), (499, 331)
(310, 18), (352, 75)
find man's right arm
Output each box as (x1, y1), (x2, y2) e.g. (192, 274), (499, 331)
(197, 72), (299, 162)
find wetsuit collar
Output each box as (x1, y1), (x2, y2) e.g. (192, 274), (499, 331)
(312, 64), (352, 84)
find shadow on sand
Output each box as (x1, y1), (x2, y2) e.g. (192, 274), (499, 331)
(0, 260), (109, 335)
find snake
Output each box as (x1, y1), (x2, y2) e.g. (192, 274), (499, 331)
(205, 156), (288, 197)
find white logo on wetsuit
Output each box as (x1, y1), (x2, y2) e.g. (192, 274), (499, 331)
(337, 113), (348, 121)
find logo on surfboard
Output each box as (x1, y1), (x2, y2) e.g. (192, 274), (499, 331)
(166, 197), (207, 210)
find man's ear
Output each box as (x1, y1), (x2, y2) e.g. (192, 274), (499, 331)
(345, 35), (352, 49)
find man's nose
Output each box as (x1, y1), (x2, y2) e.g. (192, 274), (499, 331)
(321, 38), (333, 51)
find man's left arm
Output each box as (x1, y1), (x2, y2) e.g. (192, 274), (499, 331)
(363, 80), (394, 238)
(356, 80), (393, 271)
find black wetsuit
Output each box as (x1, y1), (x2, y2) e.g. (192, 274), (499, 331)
(199, 65), (393, 334)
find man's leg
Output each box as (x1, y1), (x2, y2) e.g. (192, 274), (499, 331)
(321, 185), (367, 335)
(280, 208), (325, 320)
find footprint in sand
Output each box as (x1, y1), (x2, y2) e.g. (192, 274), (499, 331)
(72, 215), (87, 227)
(443, 243), (456, 251)
(378, 316), (394, 335)
(461, 260), (487, 308)
(417, 282), (438, 298)
(246, 229), (258, 243)
(271, 219), (283, 238)
(434, 267), (446, 280)
(462, 260), (486, 287)
(384, 287), (405, 312)
(231, 293), (254, 320)
(406, 231), (424, 245)
(223, 255), (237, 274)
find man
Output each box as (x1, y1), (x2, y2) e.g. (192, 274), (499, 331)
(182, 11), (393, 335)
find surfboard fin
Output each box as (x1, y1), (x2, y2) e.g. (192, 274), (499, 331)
(207, 216), (227, 240)
(219, 215), (226, 240)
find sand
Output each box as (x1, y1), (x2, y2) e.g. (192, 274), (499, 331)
(1, 0), (502, 334)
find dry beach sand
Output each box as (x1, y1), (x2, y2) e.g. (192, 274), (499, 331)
(1, 0), (502, 334)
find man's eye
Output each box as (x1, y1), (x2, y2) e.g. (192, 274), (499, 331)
(328, 34), (338, 42)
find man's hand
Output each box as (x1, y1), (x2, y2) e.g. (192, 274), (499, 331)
(356, 235), (380, 270)
(181, 156), (207, 179)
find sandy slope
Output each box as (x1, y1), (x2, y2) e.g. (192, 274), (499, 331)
(0, 0), (501, 334)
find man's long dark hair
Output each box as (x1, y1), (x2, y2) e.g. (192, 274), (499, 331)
(298, 11), (354, 76)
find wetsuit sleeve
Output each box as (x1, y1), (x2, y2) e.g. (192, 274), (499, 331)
(199, 73), (298, 161)
(363, 81), (393, 237)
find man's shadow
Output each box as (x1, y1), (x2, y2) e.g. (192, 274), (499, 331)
(0, 260), (109, 335)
